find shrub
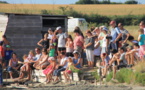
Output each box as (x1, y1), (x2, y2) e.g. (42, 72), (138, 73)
(91, 70), (100, 80)
(135, 72), (145, 85)
(106, 71), (113, 82)
(116, 68), (134, 84)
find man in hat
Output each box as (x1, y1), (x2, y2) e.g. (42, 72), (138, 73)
(109, 20), (122, 50)
(54, 26), (68, 56)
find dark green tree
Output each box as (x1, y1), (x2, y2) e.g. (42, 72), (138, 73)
(0, 1), (8, 4)
(75, 0), (94, 4)
(125, 0), (138, 4)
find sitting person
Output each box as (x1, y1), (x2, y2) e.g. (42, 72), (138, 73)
(128, 36), (138, 45)
(33, 48), (49, 70)
(125, 44), (140, 67)
(72, 51), (82, 69)
(64, 57), (80, 82)
(7, 53), (21, 79)
(43, 57), (56, 83)
(116, 47), (128, 69)
(53, 52), (68, 83)
(17, 54), (29, 80)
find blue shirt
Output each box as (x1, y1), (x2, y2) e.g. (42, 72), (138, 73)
(138, 34), (145, 46)
(5, 50), (13, 61)
(73, 58), (81, 68)
(110, 27), (121, 42)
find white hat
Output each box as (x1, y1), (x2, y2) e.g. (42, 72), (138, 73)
(48, 57), (55, 61)
(102, 27), (108, 31)
(56, 26), (62, 30)
(73, 50), (79, 54)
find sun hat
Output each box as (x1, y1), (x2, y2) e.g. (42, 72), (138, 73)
(102, 27), (108, 31)
(56, 26), (62, 30)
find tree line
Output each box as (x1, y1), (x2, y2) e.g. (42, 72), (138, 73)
(75, 0), (138, 4)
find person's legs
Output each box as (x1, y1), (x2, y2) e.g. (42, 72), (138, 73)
(54, 68), (65, 82)
(25, 63), (31, 80)
(112, 66), (117, 79)
(0, 70), (2, 87)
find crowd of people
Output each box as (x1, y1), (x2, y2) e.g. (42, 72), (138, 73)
(0, 20), (145, 87)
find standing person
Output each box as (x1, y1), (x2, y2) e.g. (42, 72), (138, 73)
(37, 33), (49, 49)
(47, 28), (54, 41)
(109, 20), (122, 50)
(84, 30), (94, 68)
(101, 27), (110, 66)
(2, 35), (10, 49)
(138, 29), (145, 60)
(94, 37), (101, 67)
(4, 45), (13, 68)
(139, 21), (145, 34)
(53, 52), (68, 83)
(118, 23), (130, 45)
(66, 35), (74, 57)
(74, 26), (84, 38)
(54, 26), (67, 56)
(73, 30), (84, 58)
(0, 58), (3, 87)
(0, 42), (5, 67)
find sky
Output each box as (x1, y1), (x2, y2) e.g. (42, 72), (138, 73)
(2, 0), (145, 4)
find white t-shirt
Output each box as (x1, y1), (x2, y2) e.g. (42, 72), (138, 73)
(144, 28), (145, 34)
(102, 35), (108, 47)
(47, 34), (53, 40)
(60, 57), (68, 68)
(34, 54), (41, 61)
(94, 41), (101, 56)
(57, 33), (67, 47)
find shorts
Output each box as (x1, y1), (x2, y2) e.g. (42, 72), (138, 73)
(86, 49), (94, 62)
(101, 47), (110, 55)
(66, 52), (74, 57)
(7, 66), (15, 72)
(58, 47), (66, 51)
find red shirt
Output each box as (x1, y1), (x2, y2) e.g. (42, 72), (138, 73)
(0, 46), (5, 57)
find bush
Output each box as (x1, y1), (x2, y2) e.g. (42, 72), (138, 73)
(116, 68), (134, 84)
(135, 72), (145, 85)
(91, 70), (100, 80)
(106, 71), (113, 82)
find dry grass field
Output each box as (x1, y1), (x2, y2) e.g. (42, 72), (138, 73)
(0, 4), (145, 15)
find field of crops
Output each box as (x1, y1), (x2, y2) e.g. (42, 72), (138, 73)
(0, 4), (145, 16)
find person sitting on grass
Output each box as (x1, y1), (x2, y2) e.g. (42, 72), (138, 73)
(125, 44), (140, 67)
(64, 57), (80, 83)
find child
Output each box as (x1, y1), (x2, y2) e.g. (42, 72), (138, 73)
(4, 45), (13, 67)
(66, 35), (74, 57)
(138, 29), (145, 60)
(64, 57), (80, 82)
(48, 44), (55, 57)
(43, 57), (56, 83)
(94, 37), (101, 67)
(18, 54), (29, 79)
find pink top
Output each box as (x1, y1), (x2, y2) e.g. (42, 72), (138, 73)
(73, 35), (84, 49)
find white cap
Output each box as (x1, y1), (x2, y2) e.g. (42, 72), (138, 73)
(56, 26), (62, 30)
(102, 27), (108, 31)
(48, 57), (55, 61)
(73, 50), (79, 54)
